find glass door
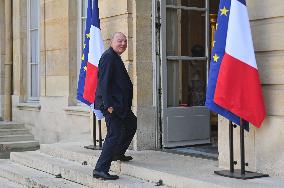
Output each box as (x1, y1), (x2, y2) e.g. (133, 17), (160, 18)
(160, 0), (210, 147)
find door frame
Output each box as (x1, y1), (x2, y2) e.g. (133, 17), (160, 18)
(158, 0), (211, 148)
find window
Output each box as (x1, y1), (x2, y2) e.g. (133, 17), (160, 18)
(165, 0), (209, 107)
(77, 0), (88, 80)
(27, 0), (40, 101)
(76, 0), (88, 105)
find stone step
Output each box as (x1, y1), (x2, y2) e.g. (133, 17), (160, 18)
(41, 143), (217, 187)
(0, 129), (30, 136)
(0, 122), (25, 129)
(0, 152), (11, 159)
(0, 141), (40, 159)
(39, 142), (284, 188)
(10, 151), (165, 188)
(0, 134), (34, 142)
(0, 176), (25, 188)
(0, 159), (87, 188)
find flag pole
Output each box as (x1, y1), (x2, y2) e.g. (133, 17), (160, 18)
(84, 113), (103, 150)
(98, 119), (103, 147)
(240, 118), (246, 175)
(93, 113), (97, 147)
(215, 118), (269, 179)
(229, 121), (235, 173)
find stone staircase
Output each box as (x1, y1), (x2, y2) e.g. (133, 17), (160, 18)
(0, 121), (39, 159)
(1, 142), (284, 187)
(0, 149), (163, 187)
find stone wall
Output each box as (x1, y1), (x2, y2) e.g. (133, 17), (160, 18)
(11, 0), (92, 144)
(41, 0), (71, 97)
(0, 0), (5, 119)
(218, 0), (284, 177)
(13, 0), (27, 100)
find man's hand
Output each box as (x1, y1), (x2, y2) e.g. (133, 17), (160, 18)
(108, 107), (114, 114)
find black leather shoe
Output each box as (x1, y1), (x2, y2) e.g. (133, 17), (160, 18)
(112, 155), (133, 162)
(93, 170), (119, 180)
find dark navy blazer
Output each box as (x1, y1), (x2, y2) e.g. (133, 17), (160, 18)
(95, 47), (133, 118)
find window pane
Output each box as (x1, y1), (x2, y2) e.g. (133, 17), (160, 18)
(81, 18), (86, 42)
(82, 0), (88, 17)
(166, 8), (205, 57)
(166, 8), (178, 56)
(81, 0), (87, 44)
(167, 61), (180, 107)
(31, 64), (39, 97)
(210, 0), (219, 14)
(166, 0), (177, 5)
(167, 60), (206, 107)
(167, 0), (205, 7)
(29, 0), (40, 99)
(180, 10), (205, 56)
(80, 0), (88, 67)
(30, 30), (38, 64)
(181, 0), (205, 8)
(30, 0), (39, 29)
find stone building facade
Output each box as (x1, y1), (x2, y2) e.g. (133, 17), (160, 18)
(0, 0), (283, 178)
(0, 0), (156, 148)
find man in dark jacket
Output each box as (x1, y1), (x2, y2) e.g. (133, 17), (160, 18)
(93, 32), (137, 180)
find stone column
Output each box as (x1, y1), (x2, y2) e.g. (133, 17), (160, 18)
(0, 0), (5, 119)
(4, 0), (12, 121)
(132, 0), (156, 150)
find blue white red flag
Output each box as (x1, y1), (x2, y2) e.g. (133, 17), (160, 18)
(77, 0), (104, 119)
(206, 0), (265, 128)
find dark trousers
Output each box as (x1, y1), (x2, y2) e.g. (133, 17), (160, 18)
(95, 111), (137, 172)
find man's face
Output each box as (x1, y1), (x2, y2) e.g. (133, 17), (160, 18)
(110, 33), (127, 55)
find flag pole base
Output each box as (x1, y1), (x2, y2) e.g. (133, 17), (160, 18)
(214, 170), (269, 180)
(84, 145), (102, 150)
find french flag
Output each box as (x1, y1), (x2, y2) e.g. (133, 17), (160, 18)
(77, 0), (104, 117)
(206, 0), (266, 128)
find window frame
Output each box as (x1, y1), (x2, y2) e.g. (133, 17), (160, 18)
(160, 0), (210, 108)
(76, 0), (88, 105)
(77, 0), (88, 81)
(27, 0), (40, 102)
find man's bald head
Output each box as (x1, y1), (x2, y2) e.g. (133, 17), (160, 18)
(110, 32), (126, 40)
(110, 32), (127, 55)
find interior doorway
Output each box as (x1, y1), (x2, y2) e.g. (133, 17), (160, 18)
(156, 0), (220, 159)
